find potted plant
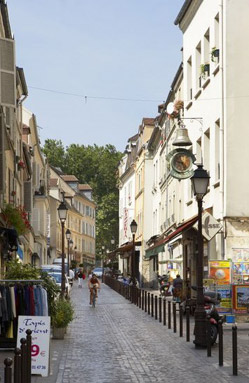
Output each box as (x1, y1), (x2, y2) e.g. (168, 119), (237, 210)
(52, 298), (74, 339)
(200, 63), (210, 78)
(1, 204), (31, 235)
(211, 47), (219, 62)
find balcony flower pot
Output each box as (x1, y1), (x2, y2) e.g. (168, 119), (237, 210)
(17, 160), (25, 170)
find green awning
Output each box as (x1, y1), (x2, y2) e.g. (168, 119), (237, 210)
(145, 244), (165, 259)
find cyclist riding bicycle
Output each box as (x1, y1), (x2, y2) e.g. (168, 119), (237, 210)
(88, 273), (101, 305)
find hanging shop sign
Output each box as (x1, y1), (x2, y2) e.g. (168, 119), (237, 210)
(193, 212), (222, 241)
(17, 316), (50, 377)
(166, 148), (196, 180)
(209, 260), (231, 285)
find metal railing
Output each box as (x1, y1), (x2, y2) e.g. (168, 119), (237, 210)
(3, 329), (32, 383)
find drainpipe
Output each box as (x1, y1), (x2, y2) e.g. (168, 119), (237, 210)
(219, 0), (225, 259)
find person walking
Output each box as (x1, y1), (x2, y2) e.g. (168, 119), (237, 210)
(172, 274), (183, 302)
(77, 268), (84, 288)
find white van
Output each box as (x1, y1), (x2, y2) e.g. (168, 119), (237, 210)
(53, 258), (68, 265)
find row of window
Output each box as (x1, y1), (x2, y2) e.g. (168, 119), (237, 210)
(73, 200), (95, 218)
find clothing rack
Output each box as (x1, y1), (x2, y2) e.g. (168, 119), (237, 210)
(0, 279), (43, 283)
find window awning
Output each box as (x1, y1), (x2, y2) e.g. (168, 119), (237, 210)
(145, 215), (198, 259)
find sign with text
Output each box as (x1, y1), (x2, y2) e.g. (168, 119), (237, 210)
(17, 316), (50, 377)
(193, 212), (222, 241)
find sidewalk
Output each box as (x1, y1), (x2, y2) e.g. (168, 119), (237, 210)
(0, 282), (249, 382)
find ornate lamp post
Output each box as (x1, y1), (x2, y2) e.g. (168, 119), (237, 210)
(66, 229), (71, 276)
(102, 245), (105, 282)
(57, 201), (68, 297)
(191, 164), (210, 347)
(130, 219), (138, 303)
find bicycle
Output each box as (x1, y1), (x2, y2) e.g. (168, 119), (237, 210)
(92, 286), (98, 308)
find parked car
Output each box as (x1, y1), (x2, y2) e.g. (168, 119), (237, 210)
(47, 272), (71, 297)
(92, 267), (103, 278)
(41, 264), (62, 273)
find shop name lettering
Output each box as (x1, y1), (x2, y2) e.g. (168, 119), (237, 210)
(19, 318), (48, 334)
(203, 215), (221, 237)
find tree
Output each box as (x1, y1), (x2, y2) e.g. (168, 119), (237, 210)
(42, 140), (122, 257)
(42, 139), (66, 170)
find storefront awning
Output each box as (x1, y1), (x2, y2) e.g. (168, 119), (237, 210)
(145, 215), (198, 259)
(116, 241), (141, 254)
(145, 243), (165, 259)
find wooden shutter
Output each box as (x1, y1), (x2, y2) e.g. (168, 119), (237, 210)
(0, 37), (16, 107)
(32, 207), (40, 233)
(24, 181), (33, 212)
(0, 114), (5, 194)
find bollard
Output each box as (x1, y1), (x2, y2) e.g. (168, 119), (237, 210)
(14, 348), (22, 383)
(206, 315), (211, 357)
(139, 289), (141, 309)
(26, 329), (32, 383)
(142, 290), (144, 310)
(173, 302), (177, 333)
(148, 293), (150, 315)
(21, 337), (28, 383)
(218, 319), (223, 366)
(151, 294), (154, 317)
(163, 299), (166, 326)
(155, 296), (158, 320)
(159, 297), (162, 323)
(179, 304), (183, 337)
(168, 301), (171, 329)
(145, 291), (147, 312)
(4, 357), (12, 383)
(232, 325), (238, 376)
(186, 306), (190, 342)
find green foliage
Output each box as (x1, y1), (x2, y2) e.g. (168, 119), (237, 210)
(5, 259), (40, 280)
(70, 260), (77, 269)
(42, 140), (123, 254)
(52, 298), (74, 328)
(5, 260), (60, 317)
(42, 139), (66, 170)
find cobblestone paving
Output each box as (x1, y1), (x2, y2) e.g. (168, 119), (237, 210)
(31, 282), (249, 383)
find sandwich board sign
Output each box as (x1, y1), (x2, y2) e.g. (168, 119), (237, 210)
(17, 316), (50, 377)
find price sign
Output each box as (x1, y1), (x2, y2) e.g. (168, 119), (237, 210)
(17, 316), (50, 377)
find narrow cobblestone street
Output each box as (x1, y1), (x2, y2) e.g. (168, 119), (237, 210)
(27, 281), (248, 383)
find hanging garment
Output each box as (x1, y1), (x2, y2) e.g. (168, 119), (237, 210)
(10, 287), (16, 318)
(29, 286), (35, 316)
(41, 287), (48, 316)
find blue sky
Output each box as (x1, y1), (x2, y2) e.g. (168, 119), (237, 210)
(8, 0), (184, 152)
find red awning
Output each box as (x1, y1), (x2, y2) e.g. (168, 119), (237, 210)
(146, 215), (198, 254)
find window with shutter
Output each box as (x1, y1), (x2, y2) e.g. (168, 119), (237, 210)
(24, 181), (33, 212)
(32, 208), (40, 234)
(0, 38), (16, 107)
(0, 114), (5, 194)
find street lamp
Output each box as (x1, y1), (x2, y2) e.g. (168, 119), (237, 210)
(57, 200), (68, 297)
(191, 164), (210, 347)
(130, 219), (138, 303)
(66, 229), (71, 276)
(110, 237), (115, 271)
(102, 245), (105, 282)
(69, 239), (73, 267)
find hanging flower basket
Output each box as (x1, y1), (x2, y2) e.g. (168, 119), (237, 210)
(17, 160), (25, 170)
(1, 204), (31, 235)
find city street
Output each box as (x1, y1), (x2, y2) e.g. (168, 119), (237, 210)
(28, 281), (249, 383)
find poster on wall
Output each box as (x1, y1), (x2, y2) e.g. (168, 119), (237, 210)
(209, 261), (231, 285)
(232, 248), (249, 262)
(232, 285), (249, 313)
(216, 285), (232, 313)
(17, 316), (50, 377)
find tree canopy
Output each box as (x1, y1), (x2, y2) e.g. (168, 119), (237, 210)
(43, 139), (122, 257)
